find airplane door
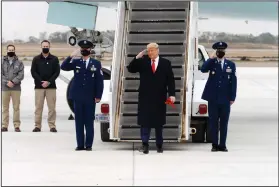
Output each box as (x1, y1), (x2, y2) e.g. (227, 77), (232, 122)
(46, 2), (98, 30)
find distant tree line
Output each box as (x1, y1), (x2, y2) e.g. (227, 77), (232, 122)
(198, 31), (278, 45)
(2, 30), (278, 45)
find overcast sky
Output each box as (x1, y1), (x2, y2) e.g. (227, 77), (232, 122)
(2, 2), (278, 41)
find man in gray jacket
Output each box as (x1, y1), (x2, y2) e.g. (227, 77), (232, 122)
(2, 44), (24, 132)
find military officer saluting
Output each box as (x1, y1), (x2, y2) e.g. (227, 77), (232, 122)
(61, 40), (104, 151)
(201, 41), (237, 152)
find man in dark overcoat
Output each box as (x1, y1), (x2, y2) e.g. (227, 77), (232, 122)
(127, 43), (175, 154)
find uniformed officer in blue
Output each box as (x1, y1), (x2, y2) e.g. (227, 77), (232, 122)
(201, 41), (237, 152)
(61, 40), (104, 151)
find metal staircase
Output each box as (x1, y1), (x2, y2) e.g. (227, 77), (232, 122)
(115, 1), (190, 141)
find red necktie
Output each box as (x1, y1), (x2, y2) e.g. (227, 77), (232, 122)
(151, 59), (155, 73)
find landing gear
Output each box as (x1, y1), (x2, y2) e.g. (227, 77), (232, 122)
(100, 122), (112, 142)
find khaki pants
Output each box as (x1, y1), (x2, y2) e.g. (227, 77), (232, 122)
(35, 89), (56, 129)
(2, 91), (21, 128)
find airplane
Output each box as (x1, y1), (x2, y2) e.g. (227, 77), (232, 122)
(45, 1), (276, 141)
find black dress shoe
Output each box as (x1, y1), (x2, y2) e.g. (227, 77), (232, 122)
(138, 143), (149, 154)
(1, 127), (8, 132)
(75, 147), (85, 151)
(211, 145), (218, 152)
(32, 127), (41, 132)
(50, 128), (57, 132)
(218, 146), (228, 152)
(143, 145), (149, 154)
(157, 147), (163, 153)
(85, 147), (92, 151)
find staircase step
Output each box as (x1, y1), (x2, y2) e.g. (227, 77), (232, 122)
(121, 124), (179, 128)
(130, 20), (185, 23)
(130, 11), (187, 21)
(128, 21), (187, 31)
(129, 1), (190, 9)
(119, 128), (180, 140)
(128, 42), (184, 45)
(120, 115), (182, 126)
(127, 33), (186, 43)
(120, 102), (182, 114)
(129, 31), (184, 34)
(122, 91), (182, 102)
(122, 113), (180, 116)
(131, 9), (186, 12)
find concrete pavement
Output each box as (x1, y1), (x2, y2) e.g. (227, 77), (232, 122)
(1, 66), (278, 186)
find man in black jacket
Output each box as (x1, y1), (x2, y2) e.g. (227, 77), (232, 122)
(31, 40), (60, 132)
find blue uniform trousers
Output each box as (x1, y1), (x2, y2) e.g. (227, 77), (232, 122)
(73, 100), (95, 148)
(208, 101), (231, 148)
(141, 127), (163, 147)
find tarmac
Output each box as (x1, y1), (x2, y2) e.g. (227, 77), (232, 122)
(1, 66), (278, 186)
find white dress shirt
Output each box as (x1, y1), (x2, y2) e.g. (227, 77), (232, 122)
(83, 57), (90, 68)
(217, 58), (225, 70)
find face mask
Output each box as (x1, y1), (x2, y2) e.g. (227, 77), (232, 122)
(81, 49), (90, 56)
(7, 52), (15, 57)
(216, 51), (225, 58)
(42, 48), (49, 54)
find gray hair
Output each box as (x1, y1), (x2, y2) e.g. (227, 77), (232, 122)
(147, 43), (159, 49)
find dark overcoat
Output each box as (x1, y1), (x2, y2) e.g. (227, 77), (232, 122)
(127, 55), (175, 128)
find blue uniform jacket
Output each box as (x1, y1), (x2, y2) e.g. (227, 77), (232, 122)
(201, 58), (237, 103)
(61, 56), (104, 102)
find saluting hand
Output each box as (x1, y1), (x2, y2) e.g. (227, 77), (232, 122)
(210, 51), (216, 59)
(70, 48), (81, 58)
(136, 49), (146, 59)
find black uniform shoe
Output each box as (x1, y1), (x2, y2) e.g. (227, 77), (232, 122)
(157, 147), (163, 153)
(50, 128), (57, 132)
(15, 127), (21, 132)
(143, 145), (149, 154)
(1, 127), (8, 132)
(211, 144), (218, 152)
(139, 143), (149, 154)
(75, 147), (85, 151)
(157, 145), (163, 153)
(32, 127), (41, 132)
(218, 146), (228, 152)
(85, 147), (92, 151)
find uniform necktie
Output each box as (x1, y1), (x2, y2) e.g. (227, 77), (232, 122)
(151, 59), (155, 73)
(219, 60), (222, 70)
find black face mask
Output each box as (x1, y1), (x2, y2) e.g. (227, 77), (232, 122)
(42, 48), (49, 54)
(216, 51), (225, 58)
(7, 52), (15, 57)
(81, 49), (90, 56)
